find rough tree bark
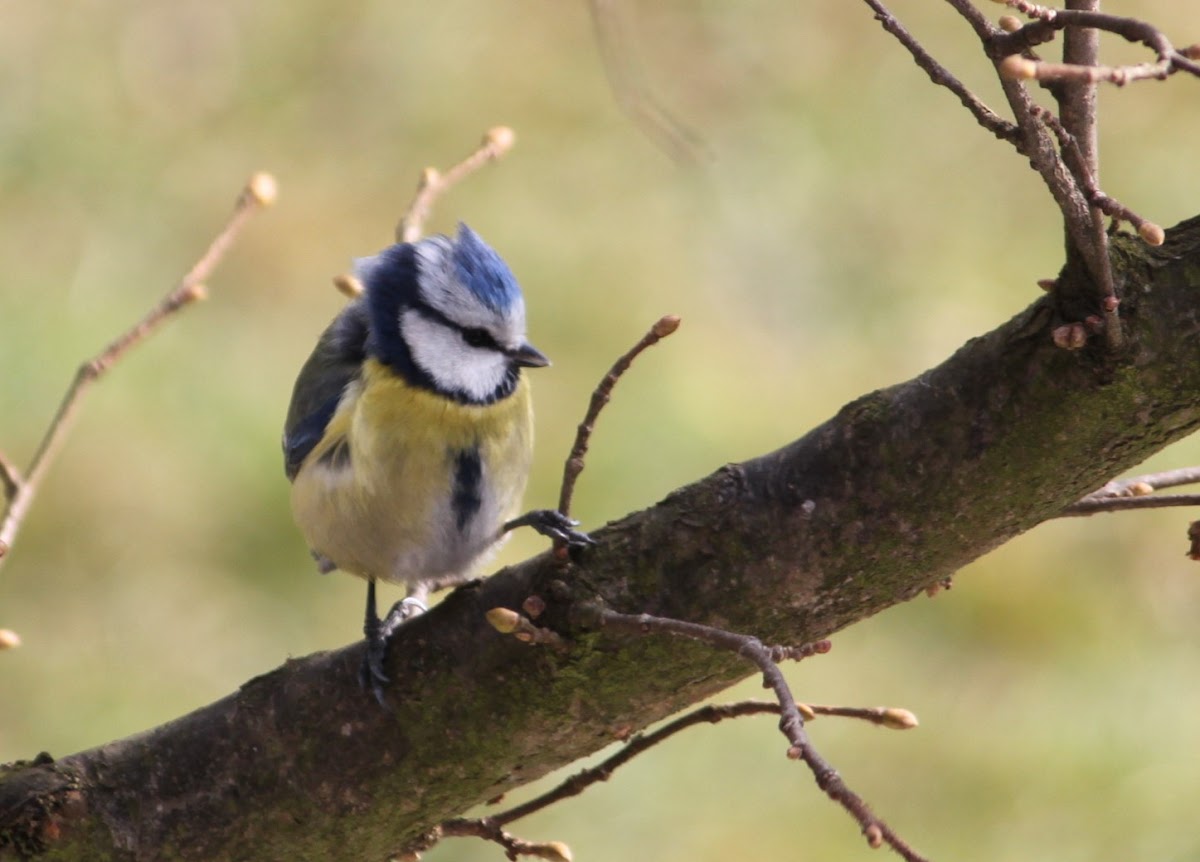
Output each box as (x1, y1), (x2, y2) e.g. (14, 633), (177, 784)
(3, 219), (1200, 860)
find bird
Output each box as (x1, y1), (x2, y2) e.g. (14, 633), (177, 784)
(283, 223), (591, 705)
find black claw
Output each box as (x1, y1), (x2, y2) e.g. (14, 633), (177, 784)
(505, 509), (596, 549)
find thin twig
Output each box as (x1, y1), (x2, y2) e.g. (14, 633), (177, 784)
(1058, 467), (1200, 516)
(999, 73), (1097, 259)
(1025, 105), (1124, 345)
(398, 690), (919, 861)
(1030, 105), (1161, 245)
(0, 451), (20, 501)
(807, 704), (921, 729)
(585, 0), (710, 164)
(0, 173), (276, 571)
(1059, 493), (1200, 517)
(1087, 467), (1200, 498)
(556, 315), (681, 520)
(862, 0), (1019, 144)
(587, 608), (930, 861)
(396, 127), (516, 243)
(1060, 0), (1099, 172)
(1059, 1), (1124, 349)
(400, 819), (571, 862)
(993, 8), (1200, 83)
(493, 696), (833, 826)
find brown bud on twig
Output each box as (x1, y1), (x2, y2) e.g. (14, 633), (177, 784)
(881, 708), (919, 730)
(522, 595), (547, 619)
(997, 15), (1023, 33)
(183, 283), (209, 303)
(998, 55), (1037, 80)
(1052, 324), (1087, 350)
(486, 607), (522, 634)
(533, 841), (573, 862)
(333, 273), (365, 299)
(1138, 221), (1165, 246)
(1128, 481), (1154, 497)
(484, 126), (517, 156)
(1037, 278), (1058, 292)
(245, 172), (279, 208)
(652, 315), (682, 338)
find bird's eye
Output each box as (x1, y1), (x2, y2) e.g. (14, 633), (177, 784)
(462, 327), (497, 350)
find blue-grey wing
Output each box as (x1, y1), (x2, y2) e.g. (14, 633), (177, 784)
(282, 299), (370, 481)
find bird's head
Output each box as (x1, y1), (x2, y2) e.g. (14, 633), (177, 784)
(358, 223), (549, 404)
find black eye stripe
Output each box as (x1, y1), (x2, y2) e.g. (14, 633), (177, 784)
(411, 301), (501, 352)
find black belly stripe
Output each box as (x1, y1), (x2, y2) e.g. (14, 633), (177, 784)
(452, 447), (483, 531)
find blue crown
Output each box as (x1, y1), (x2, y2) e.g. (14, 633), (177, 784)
(452, 223), (522, 313)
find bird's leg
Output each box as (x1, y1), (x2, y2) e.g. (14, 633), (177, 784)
(359, 579), (430, 708)
(360, 578), (391, 707)
(504, 510), (595, 549)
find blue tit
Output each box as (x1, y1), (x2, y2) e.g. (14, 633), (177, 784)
(283, 223), (591, 704)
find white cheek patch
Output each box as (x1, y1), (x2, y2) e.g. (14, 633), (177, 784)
(402, 311), (510, 402)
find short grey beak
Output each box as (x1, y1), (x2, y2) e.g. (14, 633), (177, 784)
(510, 342), (551, 368)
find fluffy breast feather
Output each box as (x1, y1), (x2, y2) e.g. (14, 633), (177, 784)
(290, 359), (534, 586)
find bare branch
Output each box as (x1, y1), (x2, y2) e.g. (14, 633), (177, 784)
(1060, 0), (1099, 172)
(396, 127), (516, 243)
(0, 173), (275, 572)
(402, 819), (571, 862)
(1089, 467), (1200, 497)
(586, 608), (930, 862)
(1059, 493), (1200, 517)
(556, 315), (681, 522)
(863, 0), (1019, 143)
(1057, 466), (1200, 517)
(993, 7), (1200, 84)
(0, 451), (20, 501)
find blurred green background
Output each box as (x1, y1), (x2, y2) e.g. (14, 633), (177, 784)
(2, 1), (1198, 860)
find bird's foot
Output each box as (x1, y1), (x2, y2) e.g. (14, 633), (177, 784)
(359, 582), (427, 708)
(504, 509), (596, 549)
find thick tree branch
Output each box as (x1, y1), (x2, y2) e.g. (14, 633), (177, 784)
(4, 218), (1200, 859)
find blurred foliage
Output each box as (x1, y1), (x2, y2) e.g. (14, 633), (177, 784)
(1, 1), (1199, 860)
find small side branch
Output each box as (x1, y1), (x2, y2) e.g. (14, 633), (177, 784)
(1059, 493), (1200, 517)
(400, 819), (571, 862)
(1059, 466), (1200, 516)
(863, 0), (1019, 144)
(993, 7), (1200, 84)
(587, 608), (929, 862)
(396, 127), (516, 244)
(1089, 467), (1200, 497)
(0, 173), (276, 573)
(400, 610), (919, 862)
(556, 315), (680, 521)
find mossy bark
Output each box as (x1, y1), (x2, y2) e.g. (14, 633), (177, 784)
(4, 218), (1200, 861)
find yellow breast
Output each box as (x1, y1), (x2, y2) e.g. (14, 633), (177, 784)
(290, 359), (534, 584)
